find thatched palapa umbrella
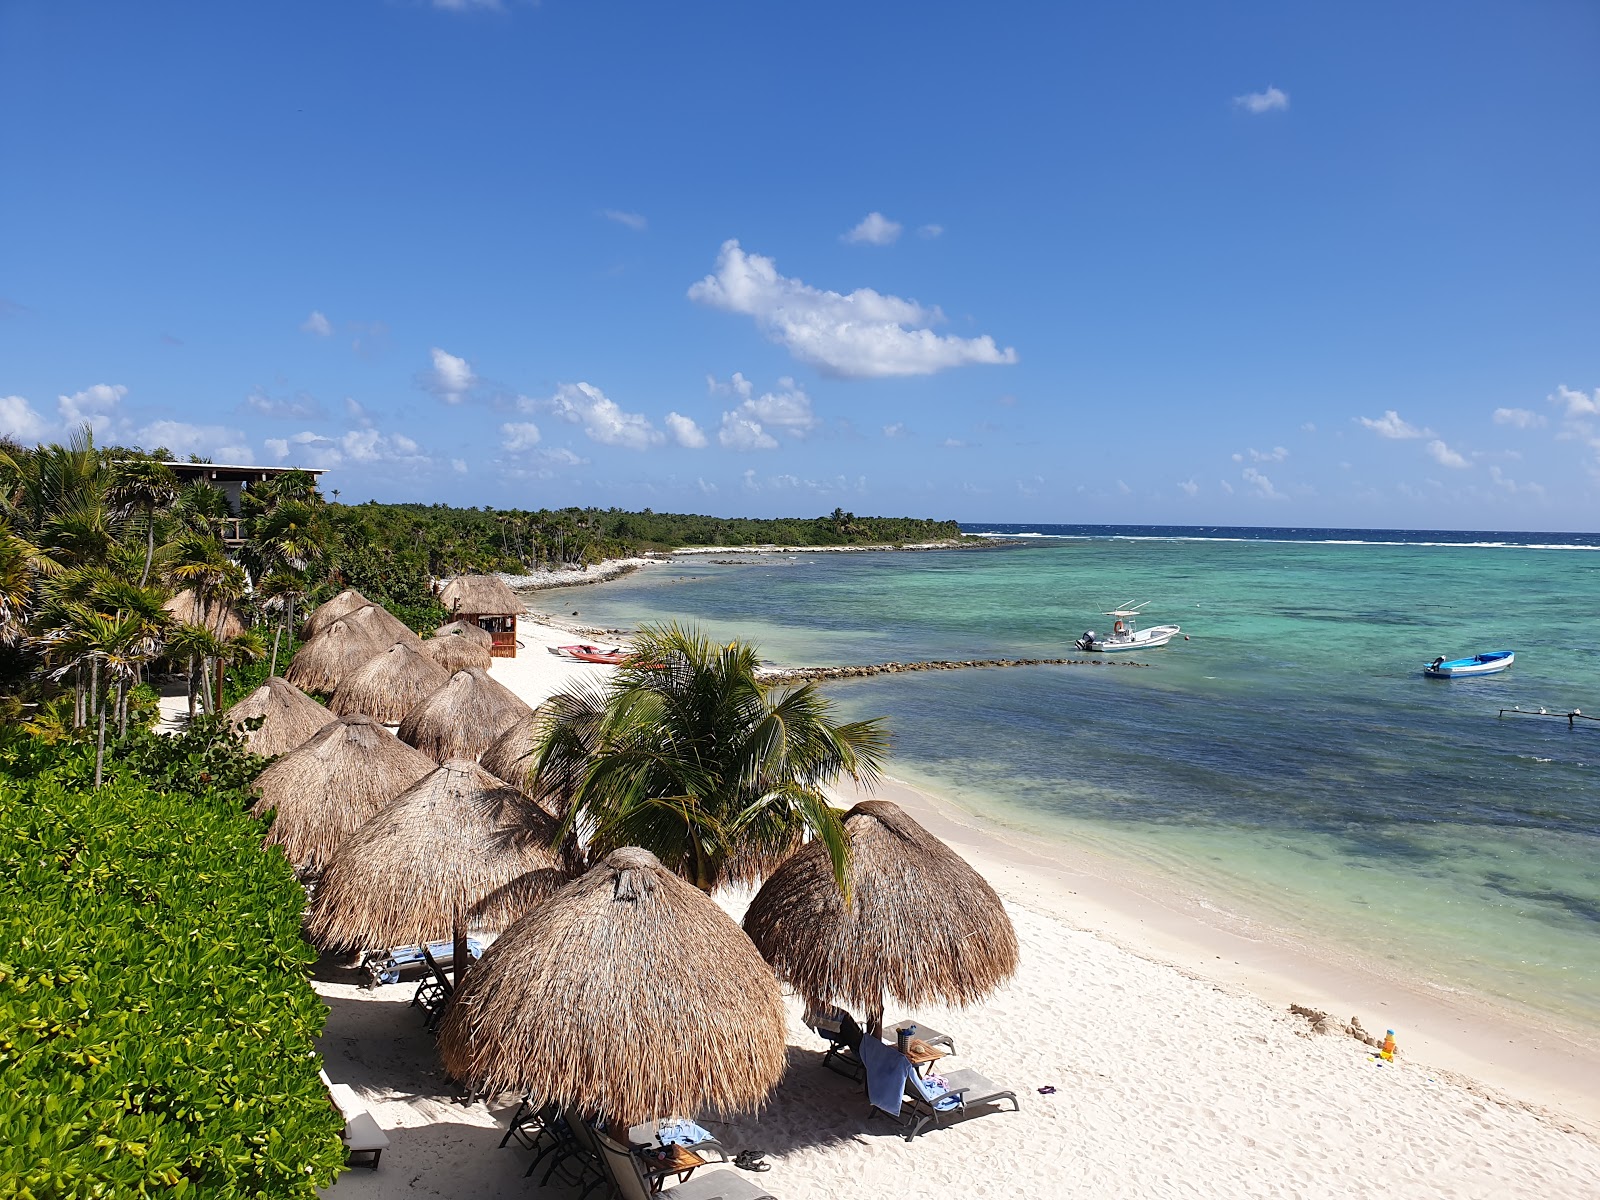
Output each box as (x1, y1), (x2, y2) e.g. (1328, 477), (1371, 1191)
(285, 614), (388, 694)
(163, 588), (245, 638)
(422, 630), (493, 674)
(342, 602), (424, 649)
(398, 667), (532, 762)
(305, 759), (563, 981)
(435, 620), (493, 648)
(438, 847), (787, 1127)
(250, 714), (436, 873)
(330, 641), (450, 723)
(743, 799), (1019, 1036)
(477, 705), (555, 798)
(225, 675), (333, 757)
(303, 588), (372, 638)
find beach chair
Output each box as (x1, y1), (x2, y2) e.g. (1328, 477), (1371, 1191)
(319, 1070), (390, 1168)
(898, 1066), (1019, 1141)
(370, 936), (484, 986)
(809, 1007), (865, 1080)
(416, 944), (461, 1032)
(595, 1127), (777, 1200)
(536, 1109), (609, 1198)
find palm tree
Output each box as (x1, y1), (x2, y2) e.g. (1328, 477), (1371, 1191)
(0, 520), (54, 645)
(106, 459), (180, 587)
(166, 621), (224, 716)
(44, 604), (144, 786)
(256, 571), (307, 676)
(534, 623), (888, 892)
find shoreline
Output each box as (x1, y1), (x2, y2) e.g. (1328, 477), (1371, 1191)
(831, 770), (1600, 1138)
(508, 595), (1600, 1141)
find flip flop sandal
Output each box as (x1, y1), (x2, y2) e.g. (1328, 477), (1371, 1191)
(734, 1151), (771, 1172)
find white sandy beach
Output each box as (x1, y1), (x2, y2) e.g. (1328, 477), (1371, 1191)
(314, 612), (1600, 1199)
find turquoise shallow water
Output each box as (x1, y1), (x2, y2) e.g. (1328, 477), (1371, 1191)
(546, 534), (1600, 1032)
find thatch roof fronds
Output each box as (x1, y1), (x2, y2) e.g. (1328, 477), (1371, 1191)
(438, 574), (523, 617)
(225, 676), (333, 757)
(743, 799), (1019, 1015)
(304, 759), (562, 950)
(342, 602), (423, 649)
(398, 667), (532, 762)
(435, 620), (493, 647)
(421, 631), (493, 674)
(163, 588), (245, 639)
(285, 615), (388, 694)
(250, 714), (436, 873)
(477, 705), (557, 799)
(329, 641), (450, 724)
(438, 847), (787, 1125)
(303, 588), (371, 637)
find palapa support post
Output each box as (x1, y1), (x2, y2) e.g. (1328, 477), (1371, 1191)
(866, 1004), (884, 1041)
(453, 916), (471, 989)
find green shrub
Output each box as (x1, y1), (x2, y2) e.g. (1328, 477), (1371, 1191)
(0, 725), (345, 1198)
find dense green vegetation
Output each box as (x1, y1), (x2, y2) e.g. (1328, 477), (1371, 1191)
(325, 502), (963, 576)
(0, 721), (345, 1197)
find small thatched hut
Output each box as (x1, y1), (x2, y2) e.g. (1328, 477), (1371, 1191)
(743, 799), (1019, 1035)
(434, 620), (493, 648)
(304, 759), (563, 978)
(329, 642), (449, 724)
(163, 588), (245, 639)
(225, 676), (333, 757)
(436, 574), (524, 658)
(342, 602), (424, 649)
(302, 588), (372, 638)
(421, 629), (493, 674)
(438, 848), (787, 1126)
(398, 667), (532, 762)
(250, 714), (436, 873)
(285, 615), (388, 694)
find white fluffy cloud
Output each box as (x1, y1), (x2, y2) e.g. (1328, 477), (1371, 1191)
(1233, 446), (1288, 463)
(1234, 86), (1289, 114)
(424, 347), (475, 405)
(542, 382), (663, 450)
(266, 427), (425, 469)
(665, 412), (707, 449)
(602, 209), (647, 231)
(688, 240), (1017, 379)
(1492, 407), (1545, 429)
(137, 420), (253, 463)
(1358, 409), (1430, 439)
(1178, 479), (1199, 496)
(843, 212), (902, 245)
(300, 310), (332, 336)
(1242, 467), (1285, 499)
(710, 373), (818, 450)
(883, 422), (908, 438)
(1426, 439), (1471, 469)
(918, 224), (944, 240)
(0, 395), (49, 440)
(57, 383), (127, 430)
(1551, 384), (1600, 418)
(499, 421), (542, 452)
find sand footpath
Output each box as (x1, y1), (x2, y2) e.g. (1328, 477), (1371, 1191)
(316, 614), (1600, 1199)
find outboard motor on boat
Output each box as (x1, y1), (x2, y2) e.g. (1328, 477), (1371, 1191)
(1075, 630), (1096, 651)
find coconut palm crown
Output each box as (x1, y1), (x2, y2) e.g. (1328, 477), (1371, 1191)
(535, 622), (888, 892)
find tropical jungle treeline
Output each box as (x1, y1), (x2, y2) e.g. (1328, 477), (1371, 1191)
(334, 502), (963, 576)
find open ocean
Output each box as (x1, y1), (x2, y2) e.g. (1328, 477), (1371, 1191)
(547, 526), (1600, 1035)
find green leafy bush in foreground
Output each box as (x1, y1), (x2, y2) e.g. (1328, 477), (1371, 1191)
(0, 723), (345, 1198)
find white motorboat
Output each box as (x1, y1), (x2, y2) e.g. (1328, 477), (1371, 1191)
(1074, 602), (1181, 654)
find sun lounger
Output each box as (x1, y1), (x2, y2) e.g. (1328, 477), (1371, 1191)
(898, 1067), (1019, 1141)
(320, 1070), (390, 1168)
(627, 1118), (730, 1163)
(595, 1127), (777, 1200)
(369, 936), (484, 985)
(812, 1008), (955, 1080)
(536, 1109), (609, 1197)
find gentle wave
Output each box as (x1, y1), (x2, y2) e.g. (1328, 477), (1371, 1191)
(968, 529), (1600, 551)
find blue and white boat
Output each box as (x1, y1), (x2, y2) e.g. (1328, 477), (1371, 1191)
(1422, 650), (1514, 678)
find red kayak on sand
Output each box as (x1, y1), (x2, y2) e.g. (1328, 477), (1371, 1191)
(554, 643), (629, 664)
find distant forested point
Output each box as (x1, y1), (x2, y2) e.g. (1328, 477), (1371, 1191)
(340, 503), (963, 574)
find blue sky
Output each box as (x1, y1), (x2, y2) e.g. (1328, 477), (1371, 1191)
(2, 1), (1597, 529)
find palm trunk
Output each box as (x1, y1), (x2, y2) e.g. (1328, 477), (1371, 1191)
(268, 619), (283, 677)
(115, 677), (127, 738)
(94, 691), (108, 788)
(89, 660), (100, 726)
(199, 657), (214, 714)
(74, 669), (85, 729)
(139, 517), (155, 588)
(187, 656), (198, 717)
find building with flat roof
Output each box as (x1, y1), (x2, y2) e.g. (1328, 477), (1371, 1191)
(156, 462), (326, 544)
